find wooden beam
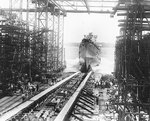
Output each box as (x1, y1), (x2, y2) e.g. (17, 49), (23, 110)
(66, 10), (112, 14)
(83, 0), (90, 13)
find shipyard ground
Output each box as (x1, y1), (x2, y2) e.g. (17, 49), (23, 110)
(92, 88), (117, 121)
(74, 85), (117, 121)
(0, 72), (117, 121)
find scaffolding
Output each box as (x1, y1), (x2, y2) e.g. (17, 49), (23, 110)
(0, 0), (66, 92)
(0, 11), (31, 89)
(114, 0), (150, 120)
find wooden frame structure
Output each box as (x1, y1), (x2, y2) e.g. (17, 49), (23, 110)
(115, 0), (150, 120)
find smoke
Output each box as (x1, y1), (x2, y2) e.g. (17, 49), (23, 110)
(64, 58), (80, 72)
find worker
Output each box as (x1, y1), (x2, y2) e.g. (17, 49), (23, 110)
(105, 102), (109, 111)
(22, 93), (26, 101)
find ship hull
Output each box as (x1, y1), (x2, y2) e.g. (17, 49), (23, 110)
(79, 39), (101, 72)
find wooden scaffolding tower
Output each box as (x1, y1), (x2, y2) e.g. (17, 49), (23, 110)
(114, 0), (150, 120)
(0, 0), (66, 91)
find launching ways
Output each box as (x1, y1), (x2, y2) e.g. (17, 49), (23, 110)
(67, 77), (117, 121)
(0, 72), (80, 121)
(0, 71), (116, 121)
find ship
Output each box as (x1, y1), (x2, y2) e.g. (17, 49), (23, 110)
(79, 33), (101, 72)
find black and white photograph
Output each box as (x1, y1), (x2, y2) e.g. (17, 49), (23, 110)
(0, 0), (149, 121)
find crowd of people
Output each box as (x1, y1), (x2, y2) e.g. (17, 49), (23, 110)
(5, 73), (53, 101)
(93, 74), (118, 120)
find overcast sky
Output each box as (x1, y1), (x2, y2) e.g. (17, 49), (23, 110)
(64, 13), (120, 44)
